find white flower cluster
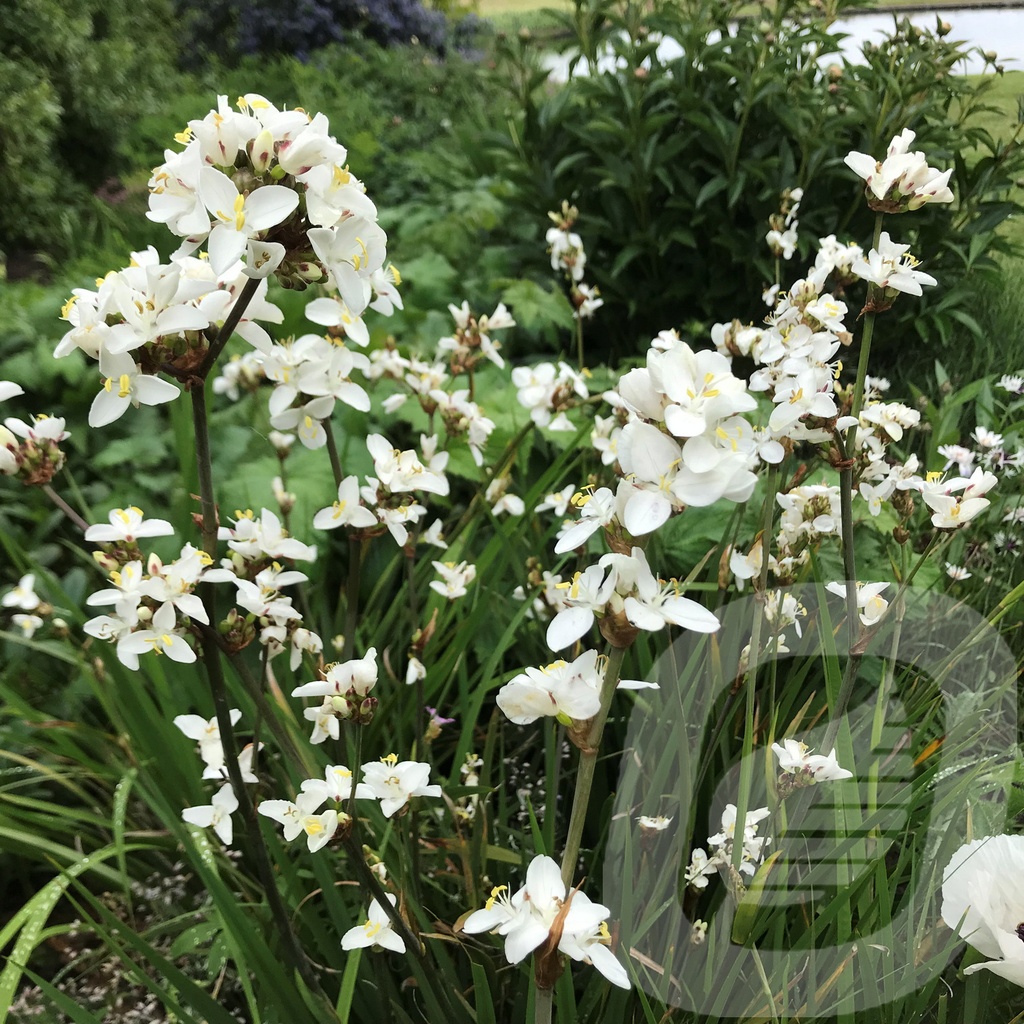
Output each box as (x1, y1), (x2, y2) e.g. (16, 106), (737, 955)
(463, 854), (629, 988)
(258, 755), (441, 851)
(366, 304), (506, 467)
(58, 247), (283, 428)
(940, 426), (1024, 480)
(308, 433), (450, 548)
(844, 128), (954, 214)
(772, 738), (853, 782)
(151, 93), (386, 300)
(544, 546), (720, 652)
(181, 752), (441, 850)
(765, 186), (802, 261)
(2, 572), (48, 639)
(82, 509), (214, 670)
(292, 648), (380, 740)
(685, 804), (771, 889)
(546, 202), (604, 320)
(610, 331), (764, 535)
(199, 506), (323, 667)
(496, 648), (654, 726)
(513, 360), (589, 430)
(0, 381), (69, 485)
(175, 708), (263, 785)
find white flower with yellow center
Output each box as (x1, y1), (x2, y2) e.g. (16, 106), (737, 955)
(198, 167), (299, 276)
(342, 895), (406, 954)
(85, 506), (174, 545)
(257, 789), (340, 852)
(360, 755), (442, 818)
(89, 350), (179, 428)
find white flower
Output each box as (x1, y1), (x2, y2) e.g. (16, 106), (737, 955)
(199, 168), (299, 276)
(360, 755), (442, 817)
(308, 218), (387, 316)
(555, 890), (630, 989)
(826, 581), (890, 627)
(497, 650), (604, 726)
(945, 562), (972, 581)
(638, 815), (673, 832)
(89, 351), (180, 427)
(174, 708), (243, 771)
(342, 894), (406, 953)
(366, 433), (448, 496)
(118, 601), (197, 669)
(462, 854), (629, 987)
(771, 738), (853, 782)
(3, 574), (40, 612)
(941, 834), (1024, 987)
(300, 764), (375, 804)
(291, 649), (378, 700)
(851, 233), (937, 296)
(313, 476), (378, 531)
(218, 507), (316, 562)
(554, 486), (618, 554)
(85, 506), (175, 544)
(844, 129), (953, 210)
(182, 783), (238, 846)
(257, 789), (340, 852)
(12, 613), (44, 638)
(429, 560), (477, 600)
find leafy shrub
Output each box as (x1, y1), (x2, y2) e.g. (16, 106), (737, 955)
(477, 0), (1024, 371)
(0, 0), (175, 259)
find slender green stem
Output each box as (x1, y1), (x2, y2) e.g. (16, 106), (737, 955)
(558, 645), (626, 890)
(342, 536), (362, 662)
(732, 464), (780, 873)
(575, 312), (585, 371)
(832, 429), (860, 649)
(846, 212), (885, 430)
(538, 644), (627, 1020)
(324, 423), (344, 489)
(197, 277), (261, 379)
(867, 546), (907, 841)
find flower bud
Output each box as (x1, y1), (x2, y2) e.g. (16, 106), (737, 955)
(250, 128), (275, 174)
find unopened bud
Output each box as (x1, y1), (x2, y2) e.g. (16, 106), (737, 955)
(250, 128), (275, 174)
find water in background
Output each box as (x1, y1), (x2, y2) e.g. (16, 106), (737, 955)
(541, 6), (1024, 80)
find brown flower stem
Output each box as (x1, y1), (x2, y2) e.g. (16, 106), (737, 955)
(190, 383), (328, 1004)
(197, 277), (261, 380)
(43, 484), (89, 533)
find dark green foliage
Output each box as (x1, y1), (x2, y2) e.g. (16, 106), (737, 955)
(477, 0), (1024, 368)
(0, 0), (176, 259)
